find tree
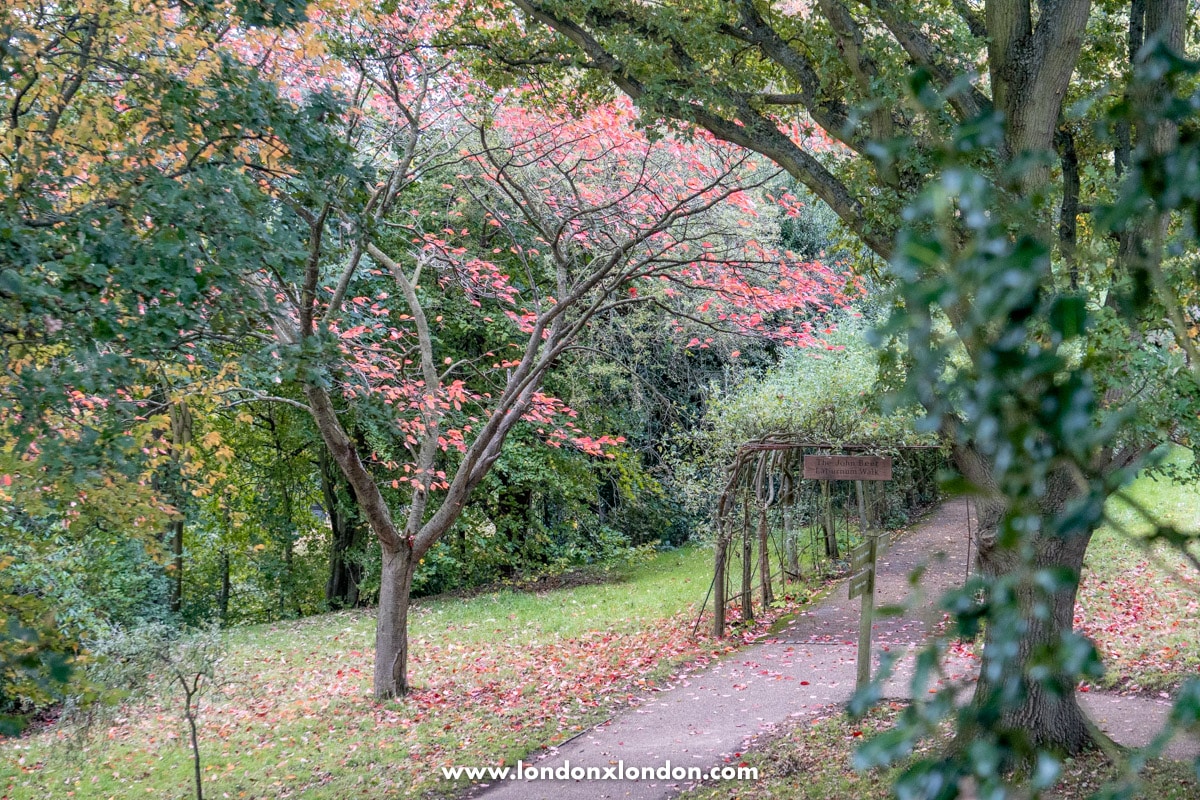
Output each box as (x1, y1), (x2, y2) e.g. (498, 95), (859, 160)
(234, 0), (853, 697)
(478, 0), (1197, 760)
(0, 0), (340, 570)
(2, 0), (847, 702)
(194, 0), (854, 700)
(79, 624), (225, 800)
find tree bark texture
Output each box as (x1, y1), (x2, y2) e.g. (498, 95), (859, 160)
(974, 528), (1095, 752)
(375, 542), (416, 698)
(956, 447), (1098, 750)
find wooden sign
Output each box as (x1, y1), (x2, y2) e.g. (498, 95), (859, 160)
(803, 455), (893, 481)
(850, 541), (875, 573)
(848, 568), (874, 599)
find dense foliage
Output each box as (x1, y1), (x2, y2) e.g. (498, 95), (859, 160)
(665, 319), (938, 524)
(2, 0), (1199, 797)
(0, 0), (850, 715)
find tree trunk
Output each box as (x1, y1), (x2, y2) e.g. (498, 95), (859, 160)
(166, 399), (192, 614)
(302, 379), (532, 699)
(281, 531), (296, 618)
(184, 696), (203, 800)
(822, 480), (839, 559)
(969, 0), (1184, 752)
(784, 506), (800, 580)
(304, 385), (414, 699)
(973, 526), (1095, 752)
(321, 448), (364, 608)
(712, 530), (727, 637)
(218, 550), (230, 622)
(375, 541), (416, 698)
(169, 518), (184, 614)
(962, 456), (1099, 753)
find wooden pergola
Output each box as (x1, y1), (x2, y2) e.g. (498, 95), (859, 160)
(705, 435), (945, 637)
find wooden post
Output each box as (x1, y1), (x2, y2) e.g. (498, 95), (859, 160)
(713, 528), (726, 637)
(858, 480), (874, 691)
(741, 500), (753, 621)
(857, 537), (876, 692)
(758, 504), (773, 606)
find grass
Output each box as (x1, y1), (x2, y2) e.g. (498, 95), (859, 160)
(6, 463), (1197, 800)
(677, 703), (1200, 800)
(1, 545), (811, 800)
(1077, 447), (1200, 691)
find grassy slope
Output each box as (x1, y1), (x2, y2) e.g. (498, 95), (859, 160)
(2, 546), (743, 800)
(5, 464), (1196, 800)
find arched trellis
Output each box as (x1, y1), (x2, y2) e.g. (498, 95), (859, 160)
(705, 437), (946, 637)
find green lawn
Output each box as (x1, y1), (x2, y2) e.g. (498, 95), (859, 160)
(1078, 448), (1200, 690)
(0, 545), (799, 800)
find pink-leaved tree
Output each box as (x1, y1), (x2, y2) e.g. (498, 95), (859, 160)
(239, 1), (855, 697)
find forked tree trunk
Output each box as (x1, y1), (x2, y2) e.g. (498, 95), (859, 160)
(375, 542), (417, 698)
(305, 380), (531, 699)
(305, 384), (417, 699)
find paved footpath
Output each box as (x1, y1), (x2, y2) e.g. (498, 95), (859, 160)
(468, 503), (1199, 800)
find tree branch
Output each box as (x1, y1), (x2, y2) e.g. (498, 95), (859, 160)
(859, 0), (990, 121)
(511, 0), (896, 260)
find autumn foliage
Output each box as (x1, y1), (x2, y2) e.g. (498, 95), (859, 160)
(2, 0), (853, 701)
